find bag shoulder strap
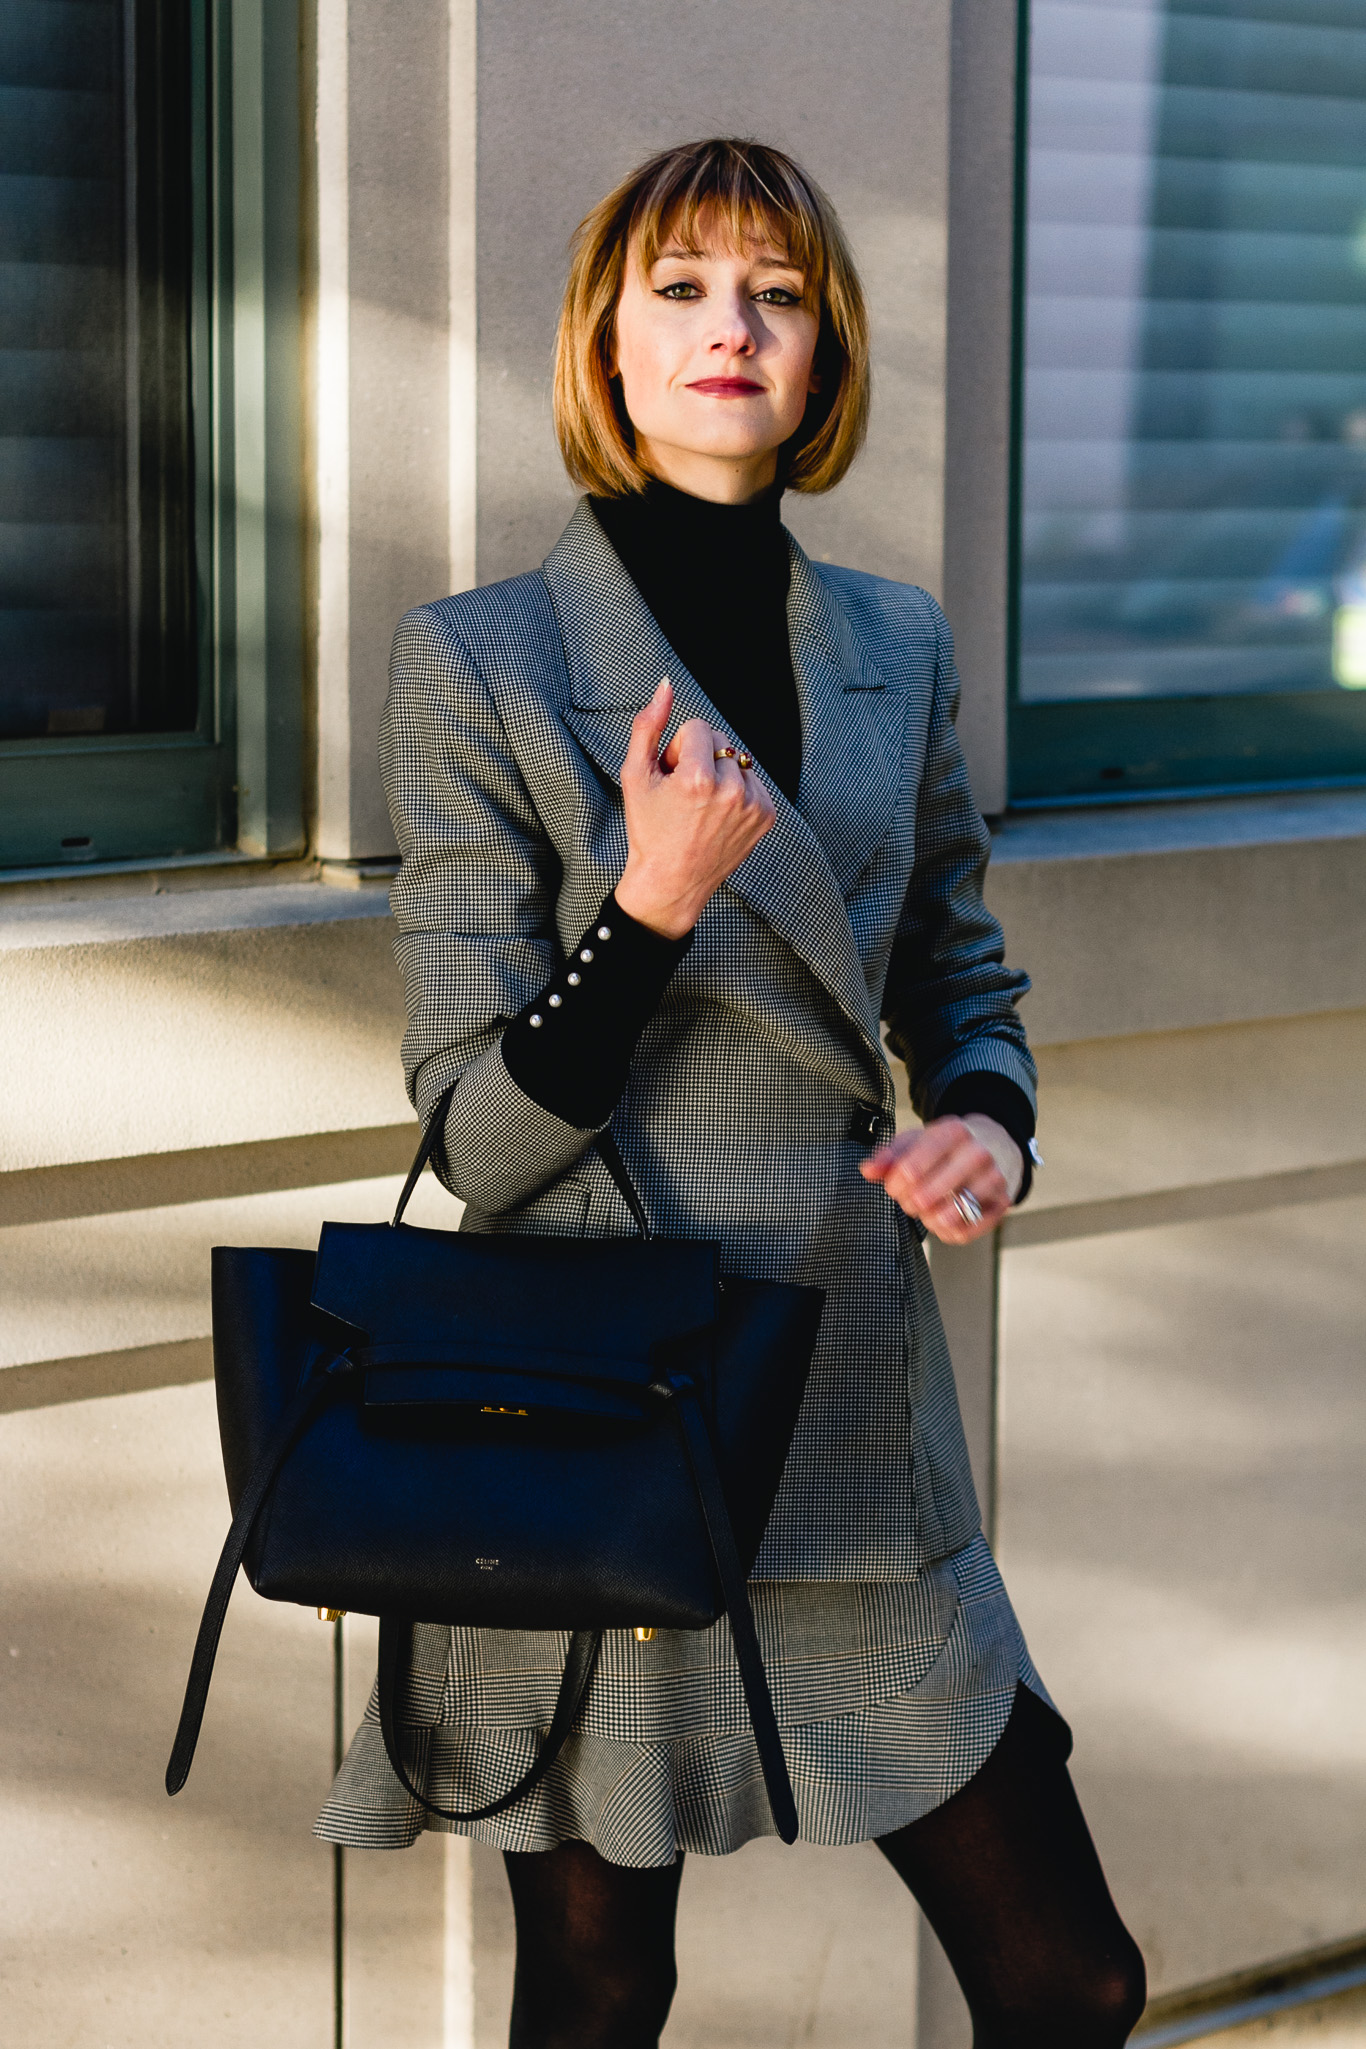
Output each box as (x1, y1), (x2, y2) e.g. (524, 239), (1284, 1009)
(666, 1375), (798, 1844)
(377, 1622), (602, 1825)
(165, 1354), (350, 1795)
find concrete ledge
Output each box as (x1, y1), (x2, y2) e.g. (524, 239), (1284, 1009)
(1003, 1157), (1366, 1249)
(0, 1337), (213, 1415)
(0, 1123), (418, 1228)
(0, 892), (411, 1173)
(1134, 1930), (1366, 2048)
(988, 805), (1366, 1044)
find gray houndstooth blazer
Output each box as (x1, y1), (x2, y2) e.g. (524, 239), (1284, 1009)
(379, 499), (1035, 1583)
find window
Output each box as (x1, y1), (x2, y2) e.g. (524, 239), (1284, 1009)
(0, 1), (302, 872)
(1013, 0), (1366, 802)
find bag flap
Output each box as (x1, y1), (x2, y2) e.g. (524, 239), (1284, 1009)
(362, 1364), (651, 1421)
(311, 1221), (719, 1359)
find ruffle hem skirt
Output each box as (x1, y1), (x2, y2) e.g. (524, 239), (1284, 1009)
(316, 1532), (1049, 1868)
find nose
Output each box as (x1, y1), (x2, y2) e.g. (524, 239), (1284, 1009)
(707, 291), (758, 357)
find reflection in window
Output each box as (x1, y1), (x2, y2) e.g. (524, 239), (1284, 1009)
(0, 1), (195, 743)
(1020, 0), (1366, 723)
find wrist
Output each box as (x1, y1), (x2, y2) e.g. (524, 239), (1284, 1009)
(614, 861), (700, 941)
(960, 1113), (1024, 1203)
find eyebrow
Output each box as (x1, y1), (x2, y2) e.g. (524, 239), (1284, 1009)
(652, 242), (804, 272)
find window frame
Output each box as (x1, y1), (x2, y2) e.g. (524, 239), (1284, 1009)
(1006, 0), (1366, 809)
(0, 0), (304, 874)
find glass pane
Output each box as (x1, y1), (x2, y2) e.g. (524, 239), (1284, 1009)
(0, 0), (194, 743)
(1019, 0), (1366, 722)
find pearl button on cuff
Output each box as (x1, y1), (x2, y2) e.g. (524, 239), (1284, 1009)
(567, 972), (581, 986)
(548, 993), (562, 1007)
(529, 1014), (543, 1027)
(579, 948), (593, 963)
(597, 926), (611, 941)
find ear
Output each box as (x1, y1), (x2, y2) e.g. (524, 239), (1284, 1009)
(807, 367), (822, 396)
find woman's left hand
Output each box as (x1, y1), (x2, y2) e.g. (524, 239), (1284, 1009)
(859, 1115), (1021, 1244)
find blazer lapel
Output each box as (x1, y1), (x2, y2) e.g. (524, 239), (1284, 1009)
(543, 501), (889, 1062)
(785, 538), (911, 898)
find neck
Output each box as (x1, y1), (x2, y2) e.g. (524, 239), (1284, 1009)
(634, 437), (778, 505)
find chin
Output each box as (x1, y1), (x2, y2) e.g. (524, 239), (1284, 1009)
(674, 427), (786, 462)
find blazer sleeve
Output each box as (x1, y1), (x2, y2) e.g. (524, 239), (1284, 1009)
(380, 602), (607, 1214)
(881, 600), (1037, 1122)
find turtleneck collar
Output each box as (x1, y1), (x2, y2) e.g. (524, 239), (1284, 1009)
(588, 475), (803, 803)
(630, 475), (783, 529)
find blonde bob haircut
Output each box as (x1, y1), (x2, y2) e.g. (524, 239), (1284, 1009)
(554, 138), (870, 498)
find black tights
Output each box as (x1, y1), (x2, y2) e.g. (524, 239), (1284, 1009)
(503, 1685), (1146, 2049)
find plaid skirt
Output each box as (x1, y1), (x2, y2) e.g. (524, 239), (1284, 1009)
(315, 1533), (1048, 1867)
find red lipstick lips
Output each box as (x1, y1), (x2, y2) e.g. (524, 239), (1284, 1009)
(687, 377), (765, 396)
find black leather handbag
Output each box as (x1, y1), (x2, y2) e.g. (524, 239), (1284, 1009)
(166, 1083), (825, 1842)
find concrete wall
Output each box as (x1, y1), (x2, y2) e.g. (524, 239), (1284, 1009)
(3, 0), (1364, 2043)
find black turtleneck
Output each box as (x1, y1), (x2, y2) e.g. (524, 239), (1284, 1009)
(592, 480), (803, 803)
(498, 482), (1036, 1198)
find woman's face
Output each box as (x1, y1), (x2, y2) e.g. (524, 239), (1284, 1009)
(611, 215), (821, 504)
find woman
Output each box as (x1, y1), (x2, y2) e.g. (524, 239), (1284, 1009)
(320, 139), (1145, 2048)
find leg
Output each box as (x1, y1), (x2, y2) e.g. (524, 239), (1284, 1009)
(503, 1838), (685, 2049)
(877, 1685), (1146, 2048)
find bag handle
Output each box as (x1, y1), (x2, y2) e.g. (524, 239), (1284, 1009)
(392, 1081), (653, 1240)
(373, 1375), (798, 1846)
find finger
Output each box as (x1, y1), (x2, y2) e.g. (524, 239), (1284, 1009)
(916, 1147), (1004, 1219)
(747, 774), (777, 830)
(711, 746), (748, 799)
(671, 718), (722, 782)
(883, 1135), (984, 1216)
(625, 678), (673, 781)
(861, 1122), (961, 1186)
(929, 1166), (1008, 1223)
(923, 1176), (1010, 1245)
(883, 1121), (976, 1193)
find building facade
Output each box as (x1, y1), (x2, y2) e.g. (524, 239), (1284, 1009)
(2, 2), (1364, 2044)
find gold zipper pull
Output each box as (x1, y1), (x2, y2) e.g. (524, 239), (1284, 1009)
(633, 1627), (656, 1643)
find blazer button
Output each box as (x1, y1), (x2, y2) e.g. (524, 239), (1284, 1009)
(851, 1105), (883, 1143)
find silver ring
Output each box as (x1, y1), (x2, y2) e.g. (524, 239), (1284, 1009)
(952, 1187), (983, 1226)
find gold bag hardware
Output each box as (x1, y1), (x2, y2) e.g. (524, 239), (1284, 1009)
(316, 1608), (346, 1622)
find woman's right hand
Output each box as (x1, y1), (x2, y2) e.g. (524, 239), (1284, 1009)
(614, 678), (777, 939)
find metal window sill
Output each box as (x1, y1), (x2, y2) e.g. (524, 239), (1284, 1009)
(990, 785), (1366, 867)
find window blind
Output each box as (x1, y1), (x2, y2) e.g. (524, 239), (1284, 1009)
(0, 0), (193, 743)
(1020, 0), (1366, 714)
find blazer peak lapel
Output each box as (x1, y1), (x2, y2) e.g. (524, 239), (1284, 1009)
(785, 540), (910, 897)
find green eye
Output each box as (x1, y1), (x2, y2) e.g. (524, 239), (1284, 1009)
(657, 281), (701, 300)
(755, 287), (800, 307)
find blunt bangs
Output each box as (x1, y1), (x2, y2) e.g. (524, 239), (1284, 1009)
(554, 139), (869, 499)
(629, 149), (825, 291)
